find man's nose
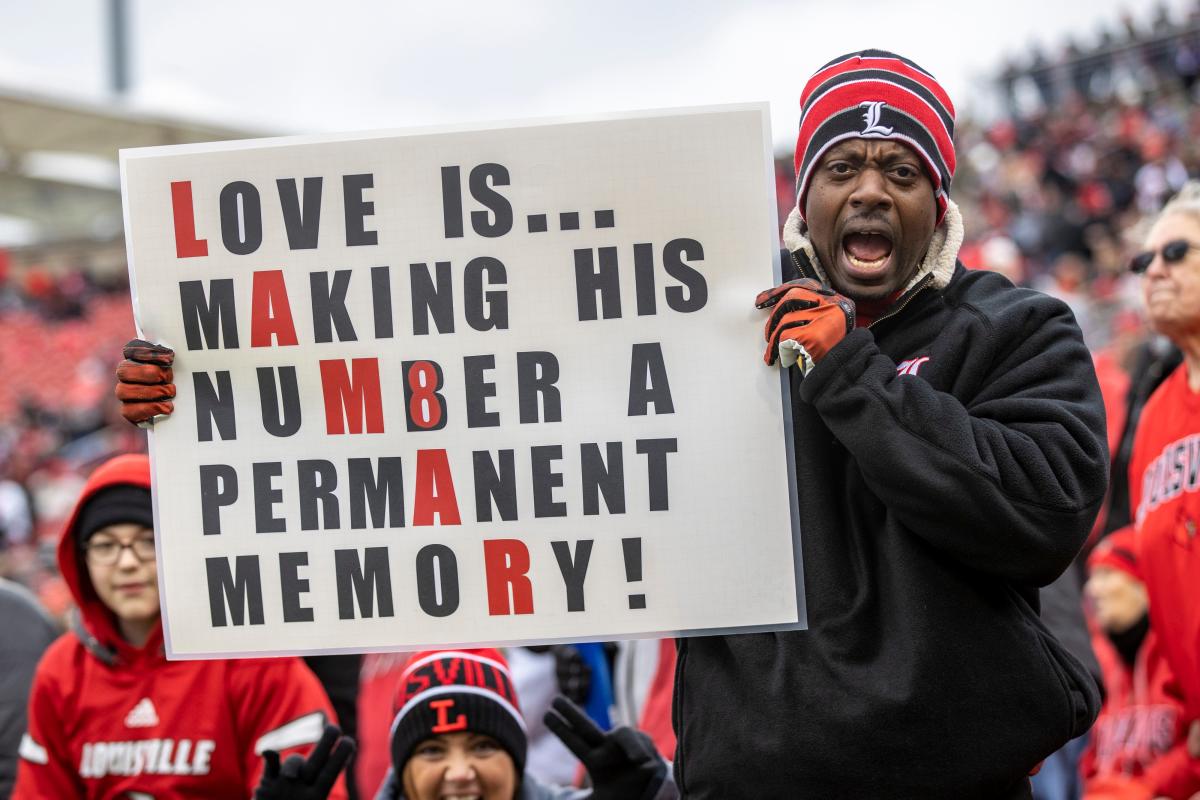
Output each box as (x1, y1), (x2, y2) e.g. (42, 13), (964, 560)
(848, 168), (892, 213)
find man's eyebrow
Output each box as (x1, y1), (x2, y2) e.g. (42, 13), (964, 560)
(825, 147), (865, 162)
(876, 149), (921, 165)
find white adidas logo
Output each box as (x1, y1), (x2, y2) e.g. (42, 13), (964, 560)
(124, 698), (159, 728)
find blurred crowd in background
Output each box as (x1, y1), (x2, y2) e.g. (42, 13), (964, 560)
(4, 4), (1200, 797)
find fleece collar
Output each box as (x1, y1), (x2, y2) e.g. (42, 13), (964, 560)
(781, 199), (964, 294)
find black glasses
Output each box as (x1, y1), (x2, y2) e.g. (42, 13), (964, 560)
(84, 535), (156, 565)
(1129, 239), (1200, 274)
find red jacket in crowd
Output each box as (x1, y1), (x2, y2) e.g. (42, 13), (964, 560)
(12, 454), (347, 799)
(1131, 366), (1200, 719)
(1082, 624), (1195, 796)
(1126, 364), (1200, 797)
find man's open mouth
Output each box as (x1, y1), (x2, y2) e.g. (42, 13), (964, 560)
(842, 231), (894, 271)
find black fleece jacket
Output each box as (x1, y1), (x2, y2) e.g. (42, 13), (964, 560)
(673, 260), (1108, 799)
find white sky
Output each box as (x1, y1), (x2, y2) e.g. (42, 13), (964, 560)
(0, 0), (1192, 153)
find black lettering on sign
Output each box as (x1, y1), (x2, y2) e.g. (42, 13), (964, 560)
(663, 238), (707, 312)
(469, 163), (512, 237)
(464, 256), (509, 331)
(531, 445), (567, 518)
(219, 181), (263, 255)
(343, 174), (378, 246)
(551, 539), (593, 612)
(633, 243), (656, 316)
(199, 464), (238, 536)
(297, 459), (339, 531)
(253, 462), (286, 533)
(334, 547), (394, 620)
(574, 247), (621, 321)
(371, 266), (394, 339)
(276, 177), (323, 250)
(581, 442), (625, 515)
(179, 280), (239, 350)
(410, 262), (454, 335)
(279, 552), (314, 623)
(637, 438), (677, 511)
(257, 366), (302, 437)
(194, 371), (236, 441)
(311, 270), (358, 343)
(472, 450), (517, 523)
(464, 355), (499, 429)
(517, 351), (562, 424)
(441, 166), (464, 239)
(628, 343), (675, 416)
(206, 555), (264, 627)
(416, 544), (460, 617)
(349, 457), (405, 529)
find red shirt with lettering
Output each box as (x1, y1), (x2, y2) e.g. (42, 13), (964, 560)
(12, 454), (347, 800)
(1130, 365), (1200, 722)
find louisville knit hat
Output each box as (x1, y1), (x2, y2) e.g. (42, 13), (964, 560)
(75, 485), (153, 546)
(794, 49), (957, 226)
(1087, 527), (1141, 582)
(390, 649), (527, 774)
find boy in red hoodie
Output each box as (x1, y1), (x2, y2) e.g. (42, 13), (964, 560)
(12, 453), (349, 799)
(1081, 528), (1200, 799)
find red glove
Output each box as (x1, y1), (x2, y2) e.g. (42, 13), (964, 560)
(115, 339), (176, 425)
(755, 278), (855, 370)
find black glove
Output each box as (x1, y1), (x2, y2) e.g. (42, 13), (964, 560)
(254, 725), (355, 800)
(552, 644), (592, 705)
(524, 645), (592, 705)
(115, 339), (176, 425)
(544, 696), (666, 800)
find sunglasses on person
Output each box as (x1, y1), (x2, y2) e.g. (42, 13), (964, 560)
(1129, 239), (1200, 274)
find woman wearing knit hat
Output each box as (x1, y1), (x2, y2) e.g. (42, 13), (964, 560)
(12, 453), (353, 799)
(374, 649), (675, 800)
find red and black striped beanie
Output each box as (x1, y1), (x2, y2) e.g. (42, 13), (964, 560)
(794, 49), (957, 226)
(390, 649), (527, 774)
(1087, 527), (1141, 582)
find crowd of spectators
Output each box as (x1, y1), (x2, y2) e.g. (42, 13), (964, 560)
(0, 251), (141, 616)
(3, 5), (1200, 795)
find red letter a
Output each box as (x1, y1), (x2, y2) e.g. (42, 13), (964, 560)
(413, 449), (461, 526)
(250, 270), (298, 347)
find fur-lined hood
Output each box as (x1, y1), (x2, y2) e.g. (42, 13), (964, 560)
(781, 200), (965, 294)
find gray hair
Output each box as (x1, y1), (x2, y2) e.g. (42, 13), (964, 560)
(1125, 181), (1200, 248)
(1160, 180), (1200, 220)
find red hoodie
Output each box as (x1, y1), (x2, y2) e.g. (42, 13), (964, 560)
(1081, 625), (1199, 798)
(13, 454), (347, 799)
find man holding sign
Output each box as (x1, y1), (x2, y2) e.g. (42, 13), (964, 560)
(113, 49), (1106, 796)
(115, 102), (802, 660)
(669, 50), (1108, 797)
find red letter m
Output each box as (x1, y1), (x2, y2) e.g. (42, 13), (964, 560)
(319, 358), (384, 434)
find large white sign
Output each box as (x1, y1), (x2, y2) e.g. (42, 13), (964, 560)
(120, 104), (805, 659)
